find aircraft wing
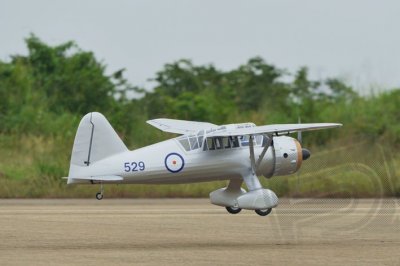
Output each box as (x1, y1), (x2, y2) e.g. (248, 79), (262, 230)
(147, 118), (218, 135)
(206, 123), (342, 137)
(68, 175), (123, 182)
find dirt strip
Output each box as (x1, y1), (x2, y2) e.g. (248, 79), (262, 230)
(0, 199), (399, 266)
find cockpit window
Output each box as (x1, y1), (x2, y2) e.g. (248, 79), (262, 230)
(261, 135), (270, 147)
(255, 135), (262, 145)
(178, 137), (191, 151)
(206, 138), (215, 150)
(215, 137), (224, 150)
(197, 130), (204, 148)
(179, 131), (262, 152)
(230, 136), (240, 148)
(203, 136), (241, 151)
(240, 135), (262, 146)
(189, 136), (198, 150)
(223, 137), (231, 149)
(177, 131), (204, 151)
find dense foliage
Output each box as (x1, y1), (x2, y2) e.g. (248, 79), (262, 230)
(1, 35), (399, 145)
(0, 35), (399, 198)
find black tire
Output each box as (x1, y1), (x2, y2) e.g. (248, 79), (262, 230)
(96, 192), (103, 200)
(255, 208), (272, 216)
(225, 206), (242, 214)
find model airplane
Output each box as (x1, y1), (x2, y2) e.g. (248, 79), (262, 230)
(66, 112), (341, 216)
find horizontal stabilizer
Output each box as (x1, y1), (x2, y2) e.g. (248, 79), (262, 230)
(69, 175), (123, 182)
(147, 118), (218, 135)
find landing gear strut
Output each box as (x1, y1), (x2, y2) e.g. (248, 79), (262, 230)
(225, 206), (242, 214)
(95, 182), (104, 200)
(255, 208), (272, 216)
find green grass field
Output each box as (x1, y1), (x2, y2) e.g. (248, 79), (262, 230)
(0, 134), (398, 198)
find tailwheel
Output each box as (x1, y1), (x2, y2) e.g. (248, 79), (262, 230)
(255, 208), (272, 216)
(95, 181), (104, 200)
(225, 206), (242, 214)
(95, 192), (103, 200)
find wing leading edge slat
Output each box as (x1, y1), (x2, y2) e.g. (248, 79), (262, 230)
(147, 118), (341, 137)
(206, 123), (342, 137)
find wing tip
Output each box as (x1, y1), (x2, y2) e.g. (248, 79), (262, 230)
(331, 123), (343, 127)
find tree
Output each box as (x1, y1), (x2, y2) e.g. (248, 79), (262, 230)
(24, 34), (127, 114)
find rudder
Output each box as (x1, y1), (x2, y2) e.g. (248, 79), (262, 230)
(68, 112), (128, 180)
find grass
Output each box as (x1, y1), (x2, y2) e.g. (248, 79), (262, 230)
(0, 134), (398, 198)
(283, 140), (400, 197)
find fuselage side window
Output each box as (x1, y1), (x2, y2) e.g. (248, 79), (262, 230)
(189, 136), (199, 150)
(203, 137), (241, 151)
(223, 137), (231, 149)
(215, 137), (224, 150)
(240, 135), (249, 146)
(262, 135), (271, 147)
(197, 130), (204, 148)
(178, 137), (191, 151)
(231, 136), (240, 148)
(207, 138), (216, 150)
(255, 135), (262, 146)
(178, 135), (203, 151)
(240, 135), (259, 147)
(203, 138), (208, 151)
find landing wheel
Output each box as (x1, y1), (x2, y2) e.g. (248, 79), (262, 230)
(96, 182), (104, 200)
(255, 208), (272, 216)
(225, 206), (242, 214)
(95, 192), (103, 200)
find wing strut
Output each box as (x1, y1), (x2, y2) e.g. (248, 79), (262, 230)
(255, 134), (273, 170)
(244, 136), (263, 191)
(249, 135), (256, 175)
(249, 134), (274, 173)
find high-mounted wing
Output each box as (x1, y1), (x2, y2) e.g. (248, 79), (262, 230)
(147, 118), (218, 135)
(206, 123), (342, 137)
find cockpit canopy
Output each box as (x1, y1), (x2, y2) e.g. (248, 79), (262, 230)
(177, 126), (265, 152)
(177, 130), (205, 151)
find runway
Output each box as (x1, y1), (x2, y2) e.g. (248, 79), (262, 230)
(0, 199), (399, 265)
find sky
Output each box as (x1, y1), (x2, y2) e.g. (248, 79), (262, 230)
(1, 0), (399, 94)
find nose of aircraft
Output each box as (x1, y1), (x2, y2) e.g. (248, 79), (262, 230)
(302, 148), (311, 160)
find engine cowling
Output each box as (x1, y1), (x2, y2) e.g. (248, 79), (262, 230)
(260, 136), (310, 178)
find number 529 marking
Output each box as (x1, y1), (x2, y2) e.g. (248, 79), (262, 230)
(124, 161), (145, 172)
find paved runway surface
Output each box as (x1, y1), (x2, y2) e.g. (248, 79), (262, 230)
(0, 199), (399, 265)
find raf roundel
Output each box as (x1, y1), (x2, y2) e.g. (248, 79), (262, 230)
(165, 152), (185, 173)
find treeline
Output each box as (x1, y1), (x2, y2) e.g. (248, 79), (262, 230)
(0, 35), (399, 146)
(0, 35), (399, 198)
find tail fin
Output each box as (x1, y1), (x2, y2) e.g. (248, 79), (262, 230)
(68, 112), (128, 180)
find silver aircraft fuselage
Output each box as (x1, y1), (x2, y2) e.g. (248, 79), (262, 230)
(69, 136), (301, 185)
